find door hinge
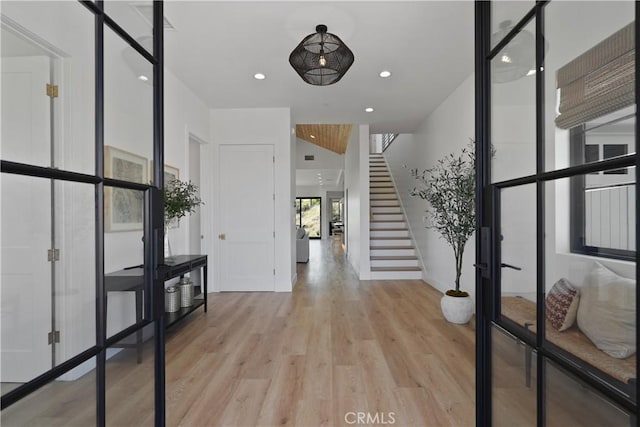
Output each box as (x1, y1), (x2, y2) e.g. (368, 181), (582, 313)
(46, 84), (59, 98)
(48, 331), (60, 344)
(47, 249), (60, 262)
(273, 194), (275, 201)
(273, 231), (275, 238)
(273, 156), (275, 163)
(273, 269), (275, 275)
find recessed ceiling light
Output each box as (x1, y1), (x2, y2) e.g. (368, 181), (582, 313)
(310, 135), (316, 139)
(254, 73), (266, 80)
(379, 70), (391, 78)
(138, 75), (149, 81)
(365, 107), (374, 113)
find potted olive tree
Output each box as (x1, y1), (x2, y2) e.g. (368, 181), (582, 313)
(164, 179), (203, 257)
(409, 141), (476, 324)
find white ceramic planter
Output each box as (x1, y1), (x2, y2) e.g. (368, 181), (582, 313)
(441, 294), (474, 324)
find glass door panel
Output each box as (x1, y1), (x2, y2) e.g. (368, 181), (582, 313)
(497, 184), (537, 333)
(545, 360), (632, 427)
(490, 19), (537, 183)
(492, 325), (537, 426)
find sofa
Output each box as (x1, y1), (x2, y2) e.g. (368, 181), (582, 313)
(296, 227), (309, 263)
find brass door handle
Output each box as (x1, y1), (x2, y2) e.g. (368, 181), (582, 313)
(218, 233), (226, 240)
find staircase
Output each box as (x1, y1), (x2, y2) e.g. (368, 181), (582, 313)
(369, 153), (422, 280)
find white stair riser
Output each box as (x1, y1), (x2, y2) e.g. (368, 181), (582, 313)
(370, 187), (396, 194)
(370, 185), (394, 190)
(369, 271), (423, 280)
(371, 206), (402, 214)
(370, 200), (400, 207)
(370, 193), (397, 200)
(370, 248), (416, 257)
(370, 172), (390, 176)
(370, 229), (410, 238)
(372, 213), (404, 221)
(370, 238), (412, 246)
(371, 222), (406, 230)
(371, 259), (420, 268)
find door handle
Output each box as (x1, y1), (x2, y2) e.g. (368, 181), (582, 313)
(473, 263), (488, 270)
(500, 263), (522, 271)
(218, 233), (226, 240)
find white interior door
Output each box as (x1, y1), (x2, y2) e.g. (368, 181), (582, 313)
(218, 145), (275, 292)
(1, 56), (53, 382)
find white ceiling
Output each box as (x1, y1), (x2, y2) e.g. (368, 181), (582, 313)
(296, 168), (343, 187)
(164, 1), (474, 133)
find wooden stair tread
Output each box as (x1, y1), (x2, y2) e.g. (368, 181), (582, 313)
(370, 256), (418, 260)
(371, 266), (421, 272)
(370, 236), (411, 240)
(370, 246), (414, 250)
(371, 220), (405, 223)
(370, 228), (408, 232)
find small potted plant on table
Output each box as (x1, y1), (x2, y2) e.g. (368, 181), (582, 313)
(164, 179), (203, 257)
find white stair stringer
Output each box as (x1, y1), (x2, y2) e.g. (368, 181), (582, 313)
(368, 154), (423, 280)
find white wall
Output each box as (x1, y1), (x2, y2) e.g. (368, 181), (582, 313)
(296, 138), (344, 170)
(344, 126), (361, 276)
(358, 125), (371, 279)
(343, 125), (371, 279)
(385, 75), (476, 298)
(209, 107), (294, 292)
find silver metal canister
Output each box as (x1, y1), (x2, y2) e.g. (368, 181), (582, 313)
(165, 285), (180, 312)
(179, 278), (194, 307)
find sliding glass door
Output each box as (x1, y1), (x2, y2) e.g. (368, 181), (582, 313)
(476, 1), (638, 425)
(296, 197), (321, 238)
(1, 1), (166, 424)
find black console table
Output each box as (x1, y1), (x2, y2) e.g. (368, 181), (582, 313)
(160, 255), (208, 327)
(105, 254), (208, 361)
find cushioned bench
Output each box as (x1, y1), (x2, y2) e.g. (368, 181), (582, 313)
(501, 296), (636, 391)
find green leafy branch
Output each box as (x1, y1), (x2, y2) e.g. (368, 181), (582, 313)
(164, 179), (203, 224)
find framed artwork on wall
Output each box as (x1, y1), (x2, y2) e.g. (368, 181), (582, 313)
(149, 162), (180, 186)
(104, 146), (148, 232)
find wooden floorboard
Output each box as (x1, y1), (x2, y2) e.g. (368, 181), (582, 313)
(1, 240), (477, 426)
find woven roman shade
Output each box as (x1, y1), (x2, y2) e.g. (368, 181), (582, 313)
(555, 23), (635, 129)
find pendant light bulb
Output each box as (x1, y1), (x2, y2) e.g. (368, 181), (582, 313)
(319, 48), (327, 67)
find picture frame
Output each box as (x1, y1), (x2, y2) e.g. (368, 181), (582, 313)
(104, 146), (148, 232)
(148, 162), (180, 186)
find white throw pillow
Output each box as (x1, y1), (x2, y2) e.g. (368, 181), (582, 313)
(576, 262), (636, 359)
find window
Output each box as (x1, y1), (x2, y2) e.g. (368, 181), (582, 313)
(295, 197), (321, 238)
(569, 112), (636, 261)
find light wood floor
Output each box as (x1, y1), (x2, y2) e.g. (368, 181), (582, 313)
(166, 240), (476, 426)
(1, 239), (476, 426)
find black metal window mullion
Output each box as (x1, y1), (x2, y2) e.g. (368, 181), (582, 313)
(534, 3), (546, 427)
(93, 1), (106, 426)
(152, 2), (166, 426)
(635, 0), (640, 416)
(474, 1), (492, 426)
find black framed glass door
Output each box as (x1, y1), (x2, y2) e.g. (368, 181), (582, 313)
(0, 1), (166, 424)
(476, 1), (638, 425)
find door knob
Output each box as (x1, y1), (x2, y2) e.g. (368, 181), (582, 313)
(218, 233), (226, 240)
